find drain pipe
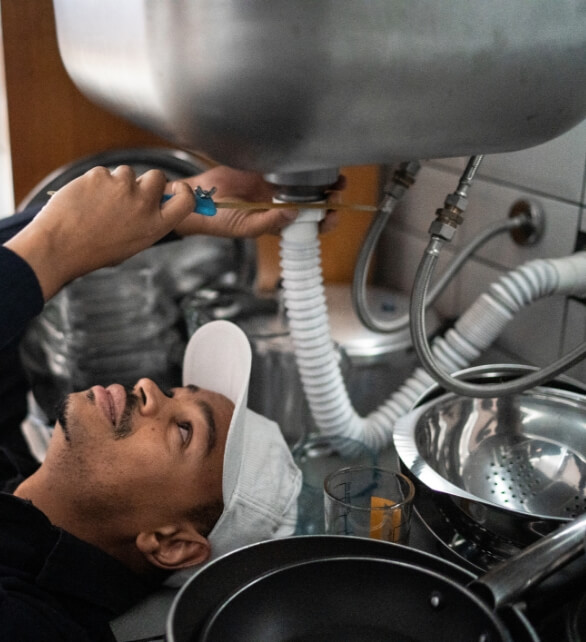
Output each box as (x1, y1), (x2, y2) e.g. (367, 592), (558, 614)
(268, 169), (586, 453)
(269, 167), (426, 452)
(266, 169), (363, 445)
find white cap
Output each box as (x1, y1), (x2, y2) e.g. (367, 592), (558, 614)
(166, 320), (301, 587)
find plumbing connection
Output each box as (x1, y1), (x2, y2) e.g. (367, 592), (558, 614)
(352, 162), (541, 334)
(410, 158), (586, 398)
(275, 163), (586, 452)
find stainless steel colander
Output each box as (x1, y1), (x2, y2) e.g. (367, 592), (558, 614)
(394, 365), (586, 546)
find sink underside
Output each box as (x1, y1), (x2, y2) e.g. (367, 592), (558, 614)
(53, 0), (586, 172)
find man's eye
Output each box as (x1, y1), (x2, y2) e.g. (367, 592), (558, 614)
(178, 422), (192, 445)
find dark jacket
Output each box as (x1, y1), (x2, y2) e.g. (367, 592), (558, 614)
(0, 449), (155, 641)
(0, 235), (158, 640)
(0, 245), (44, 352)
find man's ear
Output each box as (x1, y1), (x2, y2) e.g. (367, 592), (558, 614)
(135, 523), (211, 570)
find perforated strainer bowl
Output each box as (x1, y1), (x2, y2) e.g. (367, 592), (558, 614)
(394, 365), (586, 548)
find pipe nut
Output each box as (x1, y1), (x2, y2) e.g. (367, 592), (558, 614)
(403, 160), (422, 177)
(429, 219), (457, 241)
(444, 192), (468, 212)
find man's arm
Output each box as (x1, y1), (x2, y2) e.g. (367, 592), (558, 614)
(0, 164), (340, 350)
(0, 166), (194, 350)
(4, 166), (195, 302)
(0, 246), (45, 350)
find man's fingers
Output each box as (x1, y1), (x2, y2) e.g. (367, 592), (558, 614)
(136, 168), (167, 194)
(160, 180), (195, 224)
(111, 165), (138, 183)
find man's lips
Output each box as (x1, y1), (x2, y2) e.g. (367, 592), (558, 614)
(92, 384), (127, 426)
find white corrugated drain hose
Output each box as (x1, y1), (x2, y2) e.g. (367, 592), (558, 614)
(280, 212), (586, 454)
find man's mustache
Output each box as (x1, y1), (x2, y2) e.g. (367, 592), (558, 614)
(54, 385), (140, 441)
(114, 387), (140, 439)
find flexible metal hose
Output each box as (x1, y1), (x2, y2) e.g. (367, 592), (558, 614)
(354, 211), (531, 333)
(410, 244), (586, 398)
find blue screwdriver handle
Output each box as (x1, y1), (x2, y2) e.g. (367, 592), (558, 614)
(161, 185), (217, 216)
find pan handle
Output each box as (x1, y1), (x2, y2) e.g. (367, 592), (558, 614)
(471, 511), (586, 609)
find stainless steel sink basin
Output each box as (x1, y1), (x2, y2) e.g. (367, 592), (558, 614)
(53, 1), (586, 172)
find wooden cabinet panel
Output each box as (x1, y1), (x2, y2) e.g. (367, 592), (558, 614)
(1, 0), (167, 204)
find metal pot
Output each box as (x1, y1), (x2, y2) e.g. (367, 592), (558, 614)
(393, 364), (586, 560)
(167, 512), (586, 642)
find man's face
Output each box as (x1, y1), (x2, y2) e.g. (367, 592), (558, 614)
(44, 378), (233, 536)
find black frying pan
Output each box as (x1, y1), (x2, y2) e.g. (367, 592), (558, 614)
(198, 556), (516, 641)
(169, 512), (586, 641)
(167, 535), (537, 642)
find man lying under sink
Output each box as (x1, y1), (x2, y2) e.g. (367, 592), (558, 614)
(0, 165), (342, 641)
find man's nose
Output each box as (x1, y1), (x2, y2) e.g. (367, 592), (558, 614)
(134, 378), (164, 416)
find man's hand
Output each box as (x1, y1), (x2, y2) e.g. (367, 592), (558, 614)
(5, 166), (194, 301)
(4, 164), (342, 304)
(172, 166), (342, 238)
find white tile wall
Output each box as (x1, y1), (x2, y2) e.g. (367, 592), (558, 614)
(376, 226), (459, 320)
(431, 119), (586, 206)
(377, 119), (586, 385)
(387, 165), (581, 263)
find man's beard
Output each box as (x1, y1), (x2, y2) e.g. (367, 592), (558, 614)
(54, 386), (140, 443)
